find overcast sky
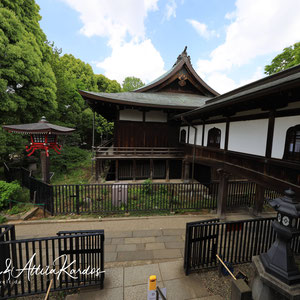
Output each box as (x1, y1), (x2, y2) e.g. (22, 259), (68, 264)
(36, 0), (300, 94)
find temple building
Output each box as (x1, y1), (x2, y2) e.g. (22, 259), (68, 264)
(80, 47), (300, 215)
(79, 47), (218, 181)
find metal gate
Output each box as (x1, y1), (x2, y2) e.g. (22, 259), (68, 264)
(0, 226), (104, 299)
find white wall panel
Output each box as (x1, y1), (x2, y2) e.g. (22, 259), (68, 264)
(179, 126), (188, 143)
(145, 110), (167, 122)
(272, 116), (300, 159)
(119, 109), (143, 121)
(228, 119), (268, 156)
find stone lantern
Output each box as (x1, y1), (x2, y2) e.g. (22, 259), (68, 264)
(3, 117), (75, 183)
(260, 189), (300, 285)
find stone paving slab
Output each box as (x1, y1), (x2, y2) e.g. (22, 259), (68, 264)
(117, 244), (137, 252)
(159, 260), (185, 281)
(106, 231), (133, 238)
(105, 244), (117, 252)
(124, 236), (156, 244)
(66, 287), (123, 300)
(117, 250), (154, 261)
(163, 228), (185, 236)
(132, 229), (162, 237)
(111, 237), (125, 244)
(104, 267), (123, 289)
(124, 263), (162, 286)
(105, 252), (117, 262)
(153, 249), (182, 259)
(155, 235), (183, 242)
(165, 241), (185, 249)
(145, 242), (165, 250)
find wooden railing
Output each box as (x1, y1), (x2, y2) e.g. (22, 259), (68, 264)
(95, 147), (184, 158)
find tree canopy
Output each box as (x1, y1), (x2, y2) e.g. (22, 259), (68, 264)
(122, 76), (145, 91)
(0, 0), (144, 163)
(265, 42), (300, 75)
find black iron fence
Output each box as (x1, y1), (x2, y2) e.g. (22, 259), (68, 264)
(4, 164), (281, 215)
(0, 225), (105, 299)
(184, 217), (300, 275)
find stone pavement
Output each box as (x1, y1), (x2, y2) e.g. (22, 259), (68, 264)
(65, 259), (223, 300)
(10, 212), (274, 299)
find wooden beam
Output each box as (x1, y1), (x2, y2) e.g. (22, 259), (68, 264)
(187, 126), (190, 144)
(265, 110), (275, 158)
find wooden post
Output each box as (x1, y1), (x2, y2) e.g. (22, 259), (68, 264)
(166, 159), (170, 182)
(265, 110), (275, 158)
(115, 159), (119, 182)
(133, 159), (136, 181)
(40, 151), (50, 183)
(95, 160), (99, 181)
(150, 159), (153, 180)
(201, 121), (205, 146)
(253, 184), (265, 216)
(217, 169), (229, 218)
(183, 161), (190, 183)
(224, 118), (230, 151)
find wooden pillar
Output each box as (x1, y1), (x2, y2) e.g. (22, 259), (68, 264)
(115, 159), (119, 182)
(224, 118), (230, 151)
(166, 159), (170, 182)
(133, 159), (136, 181)
(150, 159), (153, 180)
(95, 159), (99, 181)
(253, 184), (265, 216)
(265, 110), (275, 158)
(217, 169), (229, 218)
(183, 161), (190, 183)
(40, 151), (50, 183)
(201, 121), (205, 146)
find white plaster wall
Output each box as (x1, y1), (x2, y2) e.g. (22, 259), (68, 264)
(179, 126), (188, 143)
(189, 127), (196, 144)
(195, 125), (203, 146)
(119, 109), (143, 121)
(228, 119), (268, 156)
(272, 115), (300, 159)
(145, 110), (167, 122)
(203, 123), (226, 149)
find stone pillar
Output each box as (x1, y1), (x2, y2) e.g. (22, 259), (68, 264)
(253, 184), (265, 216)
(40, 151), (50, 183)
(217, 169), (229, 218)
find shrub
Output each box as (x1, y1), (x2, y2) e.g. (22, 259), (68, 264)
(0, 180), (22, 209)
(0, 215), (6, 224)
(50, 145), (90, 173)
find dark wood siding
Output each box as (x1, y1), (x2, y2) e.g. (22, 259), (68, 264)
(114, 121), (180, 147)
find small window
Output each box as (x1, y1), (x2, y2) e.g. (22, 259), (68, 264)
(284, 125), (300, 161)
(180, 129), (187, 143)
(207, 127), (221, 148)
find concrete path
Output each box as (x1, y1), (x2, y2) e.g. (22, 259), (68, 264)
(66, 259), (223, 300)
(9, 212), (274, 299)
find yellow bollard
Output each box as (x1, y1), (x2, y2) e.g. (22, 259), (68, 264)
(148, 275), (157, 291)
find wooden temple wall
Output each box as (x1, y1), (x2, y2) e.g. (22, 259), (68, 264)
(114, 121), (180, 148)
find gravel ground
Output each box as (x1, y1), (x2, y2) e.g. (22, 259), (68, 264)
(197, 263), (255, 300)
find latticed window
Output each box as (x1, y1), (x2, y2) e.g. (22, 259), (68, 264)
(180, 129), (187, 143)
(284, 125), (300, 161)
(207, 127), (221, 148)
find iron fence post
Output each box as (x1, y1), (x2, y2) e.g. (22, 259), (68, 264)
(76, 185), (80, 214)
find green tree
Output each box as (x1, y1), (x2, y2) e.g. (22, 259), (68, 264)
(122, 76), (144, 91)
(265, 42), (300, 75)
(0, 0), (57, 161)
(95, 74), (122, 93)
